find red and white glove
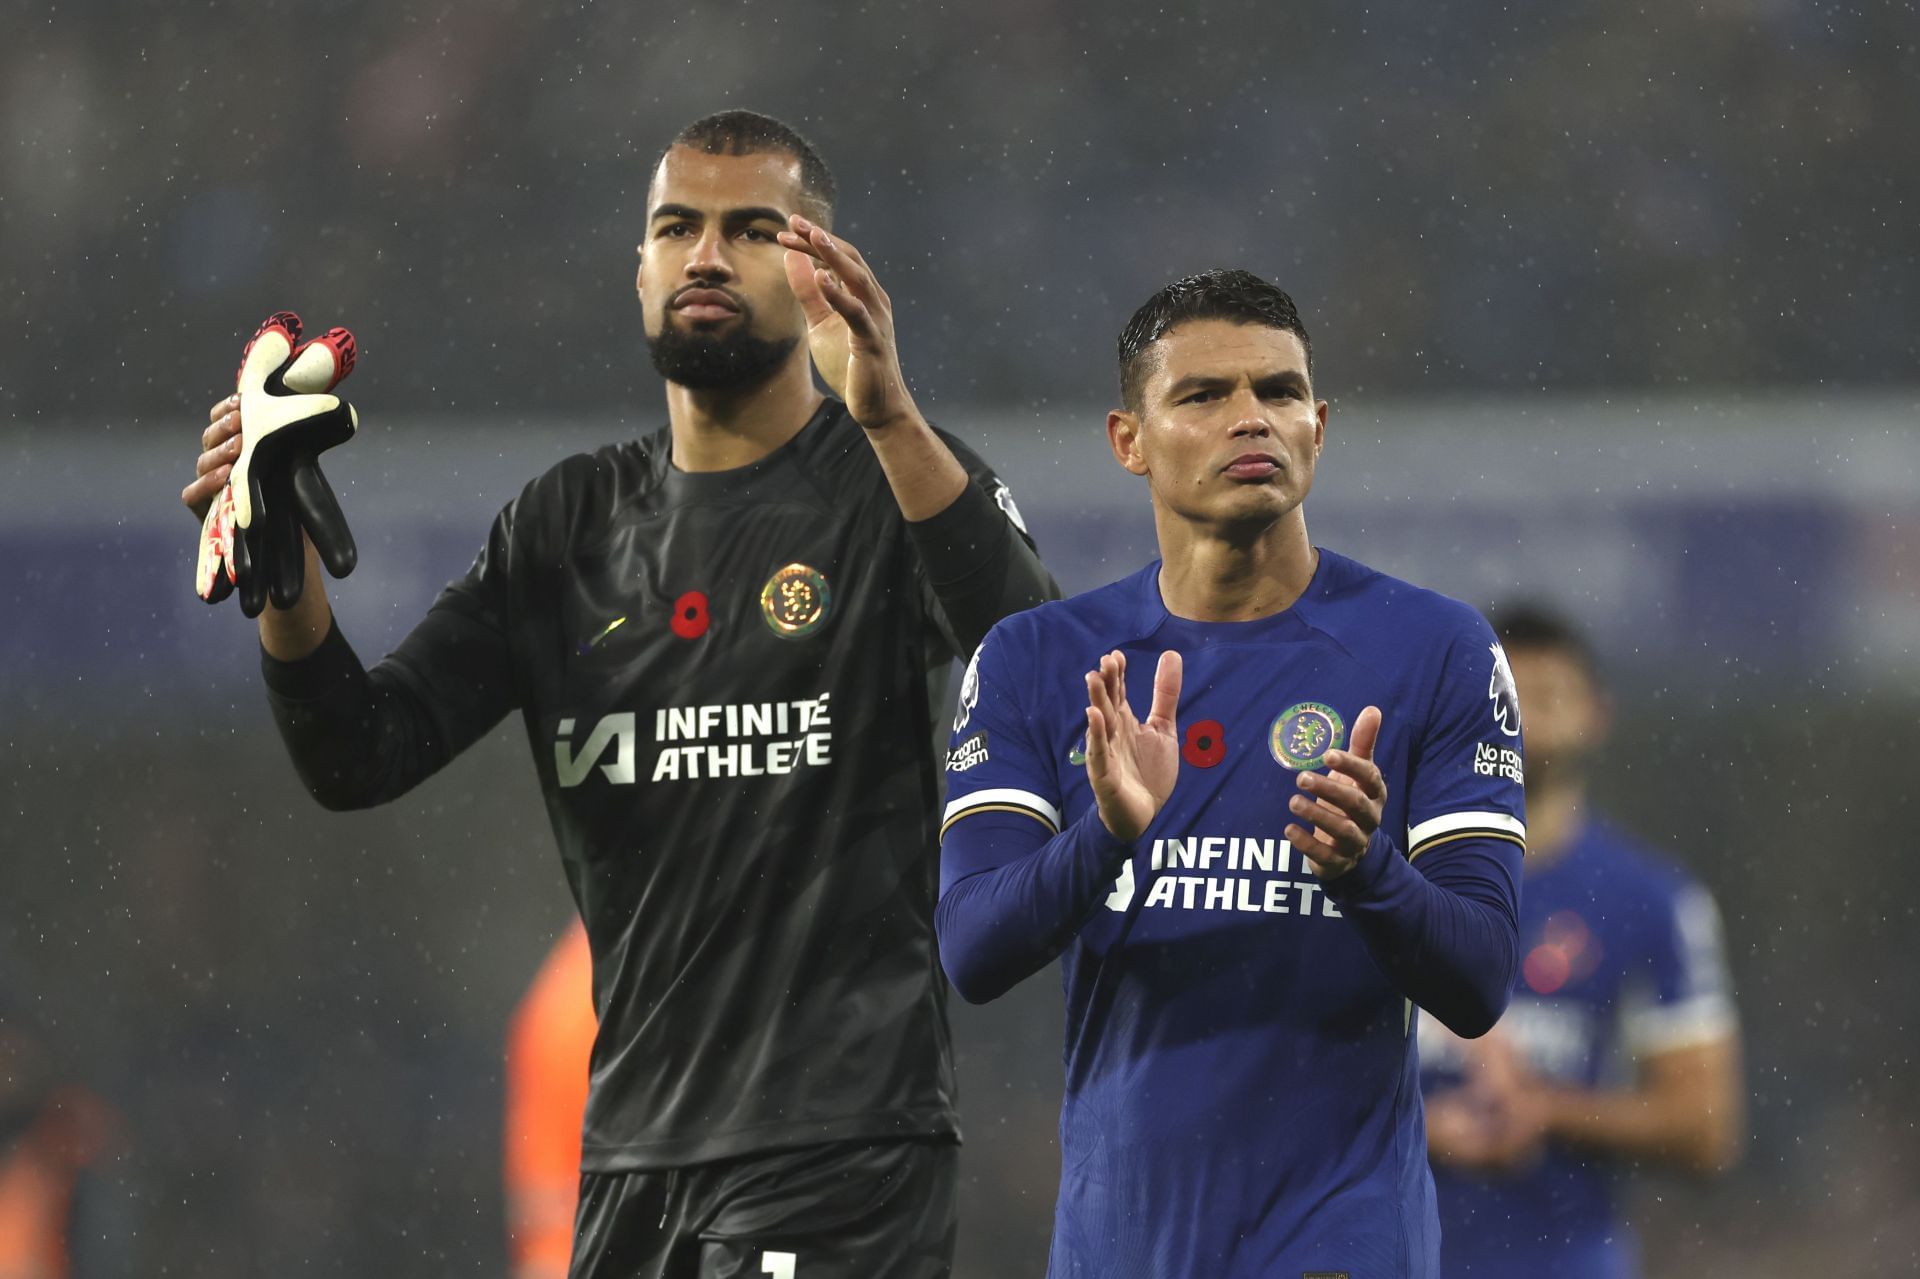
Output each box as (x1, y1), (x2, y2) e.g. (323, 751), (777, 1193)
(195, 312), (360, 617)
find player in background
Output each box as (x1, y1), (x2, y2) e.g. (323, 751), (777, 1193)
(504, 921), (594, 1279)
(1420, 603), (1742, 1278)
(936, 269), (1525, 1278)
(181, 110), (1057, 1278)
(0, 1006), (130, 1279)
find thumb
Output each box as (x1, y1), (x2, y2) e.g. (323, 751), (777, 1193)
(1350, 705), (1382, 761)
(784, 249), (835, 327)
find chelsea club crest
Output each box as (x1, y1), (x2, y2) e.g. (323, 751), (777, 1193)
(1270, 701), (1346, 771)
(760, 563), (832, 639)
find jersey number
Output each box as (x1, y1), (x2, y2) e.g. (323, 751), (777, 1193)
(762, 1252), (797, 1278)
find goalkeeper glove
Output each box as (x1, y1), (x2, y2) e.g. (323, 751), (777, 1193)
(195, 312), (360, 617)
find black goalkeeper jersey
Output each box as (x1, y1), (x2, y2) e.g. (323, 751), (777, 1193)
(261, 399), (1057, 1170)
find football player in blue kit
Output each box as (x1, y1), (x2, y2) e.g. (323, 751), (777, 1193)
(937, 269), (1528, 1278)
(1419, 604), (1742, 1278)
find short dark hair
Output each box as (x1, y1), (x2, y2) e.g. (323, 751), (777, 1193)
(1490, 601), (1602, 681)
(660, 110), (837, 226)
(1117, 269), (1314, 412)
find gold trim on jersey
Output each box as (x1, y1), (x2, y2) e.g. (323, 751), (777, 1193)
(940, 787), (1064, 842)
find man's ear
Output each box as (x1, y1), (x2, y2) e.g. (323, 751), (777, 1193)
(1314, 399), (1328, 457)
(1107, 409), (1150, 477)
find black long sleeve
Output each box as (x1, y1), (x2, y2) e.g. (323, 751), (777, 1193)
(910, 434), (1060, 659)
(260, 599), (516, 811)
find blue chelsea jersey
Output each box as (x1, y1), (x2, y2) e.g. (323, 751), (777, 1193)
(941, 552), (1527, 1278)
(1419, 823), (1737, 1279)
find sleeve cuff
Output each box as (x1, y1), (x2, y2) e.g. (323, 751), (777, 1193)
(260, 617), (365, 702)
(1321, 826), (1409, 904)
(904, 477), (1012, 586)
(1076, 804), (1136, 877)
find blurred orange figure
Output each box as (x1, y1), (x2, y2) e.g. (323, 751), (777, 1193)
(0, 1022), (120, 1279)
(504, 922), (596, 1279)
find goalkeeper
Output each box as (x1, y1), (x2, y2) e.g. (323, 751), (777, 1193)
(179, 110), (1057, 1278)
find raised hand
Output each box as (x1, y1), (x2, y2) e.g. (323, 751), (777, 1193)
(1425, 1032), (1551, 1172)
(1083, 649), (1183, 843)
(1286, 704), (1387, 880)
(186, 313), (360, 616)
(780, 224), (849, 402)
(185, 393), (243, 524)
(776, 214), (918, 432)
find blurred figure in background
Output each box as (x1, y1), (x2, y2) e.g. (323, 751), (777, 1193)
(504, 922), (595, 1279)
(1421, 603), (1744, 1278)
(0, 1012), (128, 1279)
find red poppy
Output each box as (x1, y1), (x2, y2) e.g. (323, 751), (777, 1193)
(1182, 719), (1226, 768)
(670, 590), (710, 639)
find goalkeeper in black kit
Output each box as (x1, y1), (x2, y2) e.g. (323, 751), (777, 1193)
(180, 111), (1058, 1279)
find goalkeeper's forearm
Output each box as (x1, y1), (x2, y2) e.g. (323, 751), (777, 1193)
(259, 536), (333, 660)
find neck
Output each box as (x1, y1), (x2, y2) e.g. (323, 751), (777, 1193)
(1522, 781), (1586, 871)
(1154, 505), (1317, 622)
(666, 354), (823, 473)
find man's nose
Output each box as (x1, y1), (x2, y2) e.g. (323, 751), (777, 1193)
(685, 229), (734, 281)
(1228, 395), (1273, 438)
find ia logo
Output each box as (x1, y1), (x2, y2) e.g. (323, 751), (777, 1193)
(555, 713), (636, 787)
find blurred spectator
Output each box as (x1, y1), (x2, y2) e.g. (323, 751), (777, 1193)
(0, 1014), (129, 1279)
(503, 922), (594, 1279)
(4, 1), (1913, 422)
(1420, 604), (1743, 1277)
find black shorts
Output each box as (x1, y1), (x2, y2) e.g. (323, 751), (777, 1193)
(569, 1136), (959, 1279)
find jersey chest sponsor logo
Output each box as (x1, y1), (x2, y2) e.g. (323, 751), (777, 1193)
(554, 694), (835, 787)
(554, 713), (636, 786)
(1102, 833), (1345, 921)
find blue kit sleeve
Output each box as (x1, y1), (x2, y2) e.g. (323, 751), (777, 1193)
(936, 621), (1131, 1002)
(1323, 611), (1531, 1035)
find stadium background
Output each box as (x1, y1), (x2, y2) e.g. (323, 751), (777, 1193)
(3, 1), (1916, 1274)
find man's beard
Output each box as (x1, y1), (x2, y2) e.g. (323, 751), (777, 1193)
(647, 309), (798, 392)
